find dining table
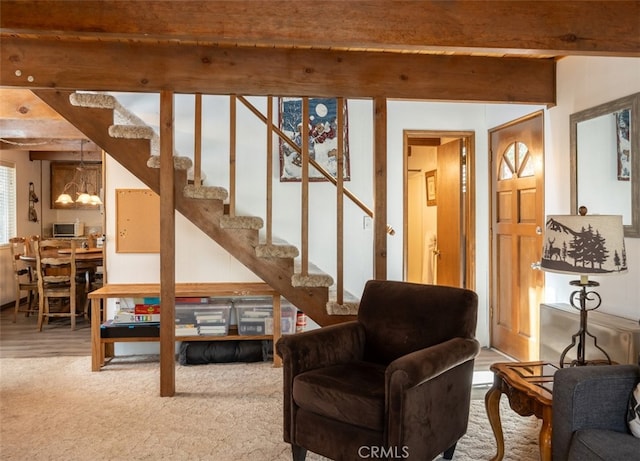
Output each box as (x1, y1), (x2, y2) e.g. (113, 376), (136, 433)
(20, 246), (104, 270)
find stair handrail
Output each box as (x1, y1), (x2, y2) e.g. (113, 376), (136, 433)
(236, 95), (395, 236)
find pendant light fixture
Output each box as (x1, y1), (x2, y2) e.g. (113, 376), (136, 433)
(55, 139), (103, 206)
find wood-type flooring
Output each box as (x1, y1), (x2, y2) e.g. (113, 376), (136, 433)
(0, 302), (512, 369)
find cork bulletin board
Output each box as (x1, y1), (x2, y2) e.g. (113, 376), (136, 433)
(116, 189), (160, 253)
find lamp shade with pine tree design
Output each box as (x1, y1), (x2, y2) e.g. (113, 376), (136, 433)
(541, 214), (627, 276)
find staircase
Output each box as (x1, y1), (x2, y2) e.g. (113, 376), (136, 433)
(32, 89), (358, 326)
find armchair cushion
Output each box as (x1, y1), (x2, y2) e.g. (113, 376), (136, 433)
(293, 361), (386, 431)
(568, 429), (640, 460)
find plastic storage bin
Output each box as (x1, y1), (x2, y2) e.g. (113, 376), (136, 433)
(235, 297), (272, 335)
(176, 299), (232, 336)
(234, 297), (297, 335)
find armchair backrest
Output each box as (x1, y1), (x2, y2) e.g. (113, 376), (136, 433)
(357, 280), (478, 365)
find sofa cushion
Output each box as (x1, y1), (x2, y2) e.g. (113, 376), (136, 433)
(629, 383), (640, 438)
(292, 361), (386, 431)
(568, 429), (640, 460)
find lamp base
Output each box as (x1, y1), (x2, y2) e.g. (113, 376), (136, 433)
(558, 280), (612, 368)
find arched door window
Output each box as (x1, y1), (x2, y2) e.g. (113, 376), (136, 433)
(499, 141), (534, 180)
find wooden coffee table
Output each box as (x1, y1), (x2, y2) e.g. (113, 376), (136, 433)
(485, 361), (557, 461)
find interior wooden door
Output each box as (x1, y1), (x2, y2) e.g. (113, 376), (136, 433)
(490, 112), (544, 360)
(406, 170), (424, 283)
(436, 139), (462, 287)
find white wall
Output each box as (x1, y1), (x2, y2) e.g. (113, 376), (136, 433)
(0, 150), (42, 305)
(544, 56), (640, 321)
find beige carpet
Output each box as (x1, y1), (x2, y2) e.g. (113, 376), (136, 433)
(0, 356), (540, 460)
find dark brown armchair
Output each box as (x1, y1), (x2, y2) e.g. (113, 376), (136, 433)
(276, 280), (480, 461)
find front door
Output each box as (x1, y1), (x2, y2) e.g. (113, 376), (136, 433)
(490, 112), (544, 361)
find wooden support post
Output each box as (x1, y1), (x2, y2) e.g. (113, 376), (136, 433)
(194, 93), (202, 186)
(373, 97), (387, 280)
(336, 97), (344, 304)
(266, 97), (273, 244)
(229, 95), (237, 216)
(301, 97), (309, 276)
(159, 90), (176, 397)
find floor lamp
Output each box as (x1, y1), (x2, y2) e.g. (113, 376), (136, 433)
(540, 209), (628, 367)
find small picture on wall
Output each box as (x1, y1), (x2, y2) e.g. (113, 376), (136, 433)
(425, 170), (437, 206)
(615, 108), (630, 181)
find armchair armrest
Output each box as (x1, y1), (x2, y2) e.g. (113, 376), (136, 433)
(552, 364), (640, 461)
(386, 337), (480, 390)
(276, 321), (366, 443)
(384, 337), (479, 449)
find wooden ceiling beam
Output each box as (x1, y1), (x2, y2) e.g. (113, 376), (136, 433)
(0, 89), (64, 119)
(28, 151), (102, 161)
(0, 138), (100, 152)
(1, 37), (556, 104)
(1, 137), (99, 153)
(1, 1), (638, 56)
(0, 118), (87, 139)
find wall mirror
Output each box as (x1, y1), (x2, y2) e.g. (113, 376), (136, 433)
(570, 92), (640, 238)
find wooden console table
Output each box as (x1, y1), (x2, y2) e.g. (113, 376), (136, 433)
(89, 282), (282, 371)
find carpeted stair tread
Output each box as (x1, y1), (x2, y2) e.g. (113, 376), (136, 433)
(255, 243), (299, 258)
(219, 215), (264, 230)
(292, 260), (334, 288)
(109, 124), (155, 139)
(69, 92), (117, 109)
(71, 91), (178, 159)
(147, 155), (193, 171)
(326, 287), (360, 315)
(183, 184), (228, 200)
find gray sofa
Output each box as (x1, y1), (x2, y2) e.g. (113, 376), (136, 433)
(552, 364), (640, 460)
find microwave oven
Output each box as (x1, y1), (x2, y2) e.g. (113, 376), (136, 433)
(53, 222), (85, 238)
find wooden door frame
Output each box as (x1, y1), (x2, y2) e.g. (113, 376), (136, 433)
(488, 110), (545, 356)
(403, 130), (476, 291)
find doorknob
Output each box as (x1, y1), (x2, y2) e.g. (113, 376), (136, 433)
(536, 226), (542, 235)
(531, 261), (541, 270)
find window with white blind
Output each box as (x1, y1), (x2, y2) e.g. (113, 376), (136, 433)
(0, 161), (17, 245)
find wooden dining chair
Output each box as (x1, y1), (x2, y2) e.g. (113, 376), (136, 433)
(35, 238), (82, 331)
(9, 236), (39, 322)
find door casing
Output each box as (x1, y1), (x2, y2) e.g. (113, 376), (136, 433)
(403, 130), (475, 292)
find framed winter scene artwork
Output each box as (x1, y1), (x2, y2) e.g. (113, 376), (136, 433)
(278, 97), (350, 182)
